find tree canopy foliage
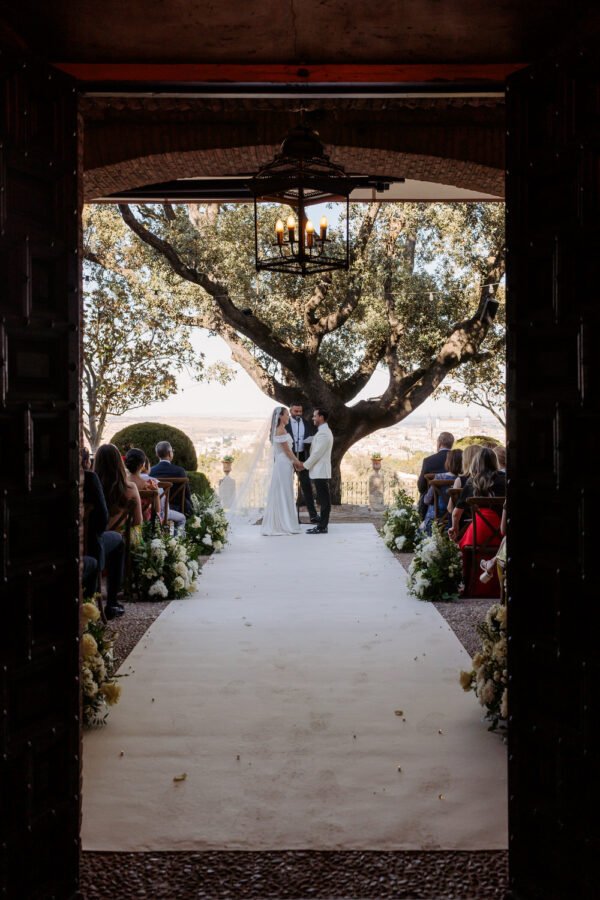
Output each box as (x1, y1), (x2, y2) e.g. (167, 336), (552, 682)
(83, 206), (218, 449)
(116, 200), (505, 496)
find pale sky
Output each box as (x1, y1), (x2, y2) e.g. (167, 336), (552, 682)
(135, 328), (493, 420)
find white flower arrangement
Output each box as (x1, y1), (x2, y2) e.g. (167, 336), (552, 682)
(132, 523), (198, 601)
(81, 600), (121, 727)
(407, 523), (463, 602)
(460, 602), (508, 731)
(185, 491), (229, 558)
(380, 487), (422, 553)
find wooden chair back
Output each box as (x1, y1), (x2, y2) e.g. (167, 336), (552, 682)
(109, 497), (137, 595)
(158, 476), (188, 516)
(431, 478), (453, 528)
(157, 480), (172, 527)
(138, 488), (159, 529)
(462, 496), (506, 596)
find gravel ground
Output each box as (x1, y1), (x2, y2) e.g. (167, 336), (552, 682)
(80, 849), (508, 898)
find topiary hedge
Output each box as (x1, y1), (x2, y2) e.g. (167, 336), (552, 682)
(454, 434), (501, 450)
(187, 471), (212, 498)
(110, 421), (198, 472)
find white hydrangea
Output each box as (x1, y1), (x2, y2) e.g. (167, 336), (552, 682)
(173, 576), (185, 591)
(174, 561), (188, 578)
(395, 535), (406, 550)
(192, 517), (202, 528)
(202, 534), (213, 546)
(148, 579), (169, 598)
(213, 540), (223, 551)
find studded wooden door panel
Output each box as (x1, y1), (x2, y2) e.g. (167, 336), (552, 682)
(0, 50), (80, 898)
(506, 52), (600, 899)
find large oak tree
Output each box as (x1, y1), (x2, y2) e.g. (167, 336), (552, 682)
(117, 201), (505, 500)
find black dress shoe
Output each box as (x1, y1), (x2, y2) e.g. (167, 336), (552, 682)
(105, 605), (125, 620)
(306, 526), (328, 534)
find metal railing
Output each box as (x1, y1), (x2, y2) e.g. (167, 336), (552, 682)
(340, 478), (419, 507)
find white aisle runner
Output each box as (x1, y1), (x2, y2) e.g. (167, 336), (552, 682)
(82, 524), (507, 851)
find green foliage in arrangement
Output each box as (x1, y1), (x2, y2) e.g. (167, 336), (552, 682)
(381, 487), (422, 552)
(454, 435), (501, 449)
(460, 603), (508, 731)
(184, 492), (229, 557)
(110, 421), (198, 472)
(407, 523), (463, 602)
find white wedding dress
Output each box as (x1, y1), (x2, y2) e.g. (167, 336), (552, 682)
(261, 434), (301, 536)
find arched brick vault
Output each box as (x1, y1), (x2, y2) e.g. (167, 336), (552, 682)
(84, 145), (504, 201)
(81, 96), (505, 200)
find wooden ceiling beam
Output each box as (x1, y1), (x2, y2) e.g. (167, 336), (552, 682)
(54, 62), (525, 85)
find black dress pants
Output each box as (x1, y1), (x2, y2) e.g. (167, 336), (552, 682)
(312, 478), (331, 528)
(297, 465), (318, 518)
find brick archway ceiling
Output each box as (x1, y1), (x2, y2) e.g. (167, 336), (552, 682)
(85, 146), (503, 202)
(82, 96), (505, 201)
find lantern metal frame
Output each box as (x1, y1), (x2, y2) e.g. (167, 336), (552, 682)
(248, 127), (372, 277)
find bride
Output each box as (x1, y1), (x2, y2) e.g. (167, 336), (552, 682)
(261, 406), (302, 536)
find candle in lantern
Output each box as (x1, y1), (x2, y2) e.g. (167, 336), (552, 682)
(320, 215), (328, 241)
(287, 215), (296, 242)
(306, 220), (314, 248)
(275, 219), (284, 246)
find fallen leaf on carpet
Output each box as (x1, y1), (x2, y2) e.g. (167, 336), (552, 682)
(394, 710), (403, 716)
(245, 622), (252, 627)
(173, 773), (187, 782)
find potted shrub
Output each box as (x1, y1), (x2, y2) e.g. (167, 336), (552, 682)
(222, 454), (234, 474)
(370, 451), (382, 470)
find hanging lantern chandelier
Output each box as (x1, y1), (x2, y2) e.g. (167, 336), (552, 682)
(248, 125), (400, 277)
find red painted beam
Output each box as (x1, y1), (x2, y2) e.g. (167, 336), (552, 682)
(53, 63), (525, 84)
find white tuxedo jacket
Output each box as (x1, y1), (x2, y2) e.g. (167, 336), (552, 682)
(303, 424), (333, 480)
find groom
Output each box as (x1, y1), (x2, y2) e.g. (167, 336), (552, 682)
(295, 408), (333, 534)
(286, 401), (319, 523)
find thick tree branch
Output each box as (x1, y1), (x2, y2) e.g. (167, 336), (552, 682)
(119, 204), (307, 378)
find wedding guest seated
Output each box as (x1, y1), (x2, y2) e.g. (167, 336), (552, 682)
(94, 443), (143, 532)
(417, 431), (454, 519)
(82, 447), (127, 620)
(125, 448), (160, 522)
(150, 441), (192, 516)
(421, 448), (463, 534)
(449, 448), (506, 596)
(138, 452), (186, 534)
(448, 444), (484, 516)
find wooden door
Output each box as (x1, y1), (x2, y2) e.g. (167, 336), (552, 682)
(506, 51), (600, 899)
(0, 48), (81, 898)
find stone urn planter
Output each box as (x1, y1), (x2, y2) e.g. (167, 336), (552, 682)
(371, 454), (382, 471)
(222, 457), (234, 474)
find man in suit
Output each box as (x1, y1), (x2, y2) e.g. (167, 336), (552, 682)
(150, 441), (192, 515)
(296, 408), (334, 534)
(286, 401), (319, 523)
(417, 431), (454, 519)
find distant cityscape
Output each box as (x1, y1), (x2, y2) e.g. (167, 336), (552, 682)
(105, 412), (505, 461)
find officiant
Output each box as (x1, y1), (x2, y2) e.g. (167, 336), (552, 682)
(286, 402), (320, 523)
